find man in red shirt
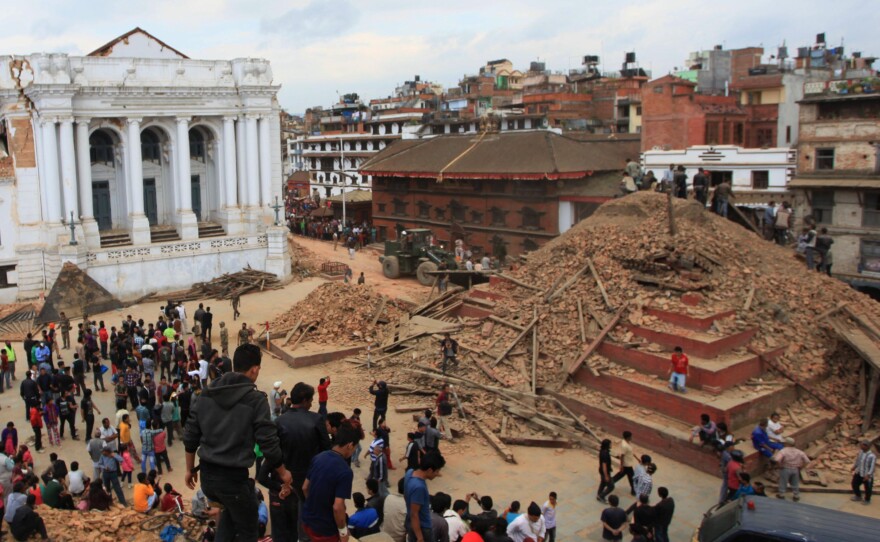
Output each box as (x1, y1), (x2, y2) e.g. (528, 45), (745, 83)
(667, 346), (689, 393)
(317, 377), (331, 420)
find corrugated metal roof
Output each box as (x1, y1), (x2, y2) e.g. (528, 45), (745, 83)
(327, 190), (372, 203)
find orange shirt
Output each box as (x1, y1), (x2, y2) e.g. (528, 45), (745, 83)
(133, 483), (155, 512)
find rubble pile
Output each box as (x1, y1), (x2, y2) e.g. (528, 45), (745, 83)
(38, 505), (165, 542)
(271, 282), (407, 346)
(366, 192), (880, 474)
(289, 236), (321, 280)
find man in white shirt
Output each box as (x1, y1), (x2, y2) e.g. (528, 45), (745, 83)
(176, 302), (188, 338)
(382, 478), (407, 542)
(197, 358), (209, 388)
(100, 418), (118, 452)
(767, 412), (794, 445)
(67, 461), (86, 496)
(444, 499), (469, 542)
(507, 502), (546, 542)
(660, 164), (675, 192)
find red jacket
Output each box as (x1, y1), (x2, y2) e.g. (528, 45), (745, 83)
(317, 379), (331, 403)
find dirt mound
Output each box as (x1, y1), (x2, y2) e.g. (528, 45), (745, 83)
(271, 282), (407, 346)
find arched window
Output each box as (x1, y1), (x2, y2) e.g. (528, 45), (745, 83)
(141, 130), (161, 162)
(189, 129), (206, 161)
(90, 130), (115, 165)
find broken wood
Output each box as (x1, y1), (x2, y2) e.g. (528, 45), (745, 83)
(371, 346), (416, 365)
(473, 420), (516, 463)
(394, 404), (432, 413)
(494, 273), (541, 291)
(547, 263), (589, 302)
(865, 368), (879, 433)
(817, 302), (848, 321)
(488, 315), (526, 332)
(566, 304), (628, 377)
(751, 347), (838, 413)
(490, 316), (540, 368)
(786, 407), (803, 428)
(743, 282), (755, 312)
(370, 298), (387, 327)
(531, 308), (538, 395)
(551, 396), (601, 442)
(577, 299), (587, 343)
(288, 321), (315, 351)
(587, 258), (612, 309)
(500, 435), (574, 449)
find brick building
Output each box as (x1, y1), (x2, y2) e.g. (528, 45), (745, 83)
(789, 82), (880, 286)
(360, 131), (639, 257)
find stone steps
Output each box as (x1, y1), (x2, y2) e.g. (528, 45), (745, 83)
(198, 223), (225, 239)
(99, 231), (132, 248)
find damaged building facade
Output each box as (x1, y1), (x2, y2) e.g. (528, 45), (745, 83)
(0, 28), (290, 301)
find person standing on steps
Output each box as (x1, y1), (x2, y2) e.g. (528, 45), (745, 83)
(667, 346), (688, 394)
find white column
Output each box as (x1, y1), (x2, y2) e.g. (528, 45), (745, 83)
(41, 119), (63, 222)
(175, 117), (198, 240)
(223, 116), (238, 207)
(126, 118), (150, 245)
(75, 119), (93, 219)
(75, 118), (100, 248)
(258, 114), (272, 206)
(245, 114), (260, 208)
(176, 117), (192, 212)
(58, 118), (78, 219)
(127, 118), (145, 215)
(236, 116), (248, 207)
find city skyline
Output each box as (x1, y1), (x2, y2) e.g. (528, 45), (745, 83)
(1, 0), (877, 112)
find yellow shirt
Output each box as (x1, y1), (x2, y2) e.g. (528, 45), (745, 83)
(133, 483), (154, 512)
(620, 439), (635, 468)
(119, 422), (131, 445)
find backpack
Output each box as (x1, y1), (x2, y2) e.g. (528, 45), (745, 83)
(775, 208), (792, 229)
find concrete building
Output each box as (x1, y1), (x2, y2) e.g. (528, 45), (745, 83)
(0, 28), (289, 301)
(789, 81), (880, 287)
(643, 145), (796, 204)
(360, 131), (639, 257)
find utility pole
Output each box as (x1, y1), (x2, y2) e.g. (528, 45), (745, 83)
(340, 134), (347, 227)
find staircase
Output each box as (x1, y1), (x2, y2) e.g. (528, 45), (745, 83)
(99, 230), (132, 248)
(150, 225), (181, 244)
(198, 222), (225, 238)
(552, 306), (838, 475)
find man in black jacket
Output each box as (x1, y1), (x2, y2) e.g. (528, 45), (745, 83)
(652, 487), (675, 542)
(184, 344), (292, 541)
(369, 380), (389, 431)
(276, 382), (332, 541)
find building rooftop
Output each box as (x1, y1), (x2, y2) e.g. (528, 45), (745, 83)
(360, 130), (639, 180)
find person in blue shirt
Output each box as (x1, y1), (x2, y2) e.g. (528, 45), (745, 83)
(302, 424), (361, 541)
(348, 492), (380, 538)
(733, 473), (757, 499)
(256, 490), (269, 538)
(751, 419), (783, 458)
(405, 452), (446, 542)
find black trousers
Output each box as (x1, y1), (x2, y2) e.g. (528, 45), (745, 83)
(85, 414), (95, 443)
(32, 425), (42, 451)
(60, 412), (77, 439)
(372, 408), (387, 431)
(611, 466), (635, 494)
(269, 489), (297, 542)
(853, 473), (874, 502)
(200, 463), (258, 542)
(597, 474), (615, 498)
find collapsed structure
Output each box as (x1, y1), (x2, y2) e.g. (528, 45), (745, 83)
(360, 191), (880, 481)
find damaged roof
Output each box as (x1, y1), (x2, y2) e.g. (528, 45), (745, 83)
(360, 130), (639, 181)
(87, 27), (189, 59)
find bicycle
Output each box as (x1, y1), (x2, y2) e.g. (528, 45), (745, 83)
(139, 500), (209, 542)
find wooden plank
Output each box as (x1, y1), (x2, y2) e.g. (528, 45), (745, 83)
(531, 308), (538, 395)
(542, 274), (566, 302)
(394, 404), (432, 413)
(827, 317), (880, 372)
(864, 367), (879, 433)
(860, 362), (867, 407)
(450, 384), (468, 421)
(473, 356), (508, 386)
(473, 420), (516, 464)
(547, 263), (589, 302)
(786, 407), (803, 428)
(743, 282), (756, 311)
(370, 298), (387, 327)
(577, 299), (587, 343)
(289, 322), (315, 351)
(587, 258), (612, 309)
(551, 397), (601, 442)
(488, 315), (526, 332)
(566, 304), (628, 377)
(500, 435), (574, 449)
(843, 305), (880, 343)
(372, 346), (415, 364)
(817, 302), (848, 321)
(494, 273), (541, 291)
(730, 203), (763, 236)
(380, 331), (428, 352)
(490, 316), (540, 368)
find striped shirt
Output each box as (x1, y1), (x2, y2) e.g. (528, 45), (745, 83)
(854, 450), (877, 478)
(633, 465), (653, 498)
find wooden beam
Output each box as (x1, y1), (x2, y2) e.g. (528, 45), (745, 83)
(488, 315), (526, 332)
(490, 316), (540, 368)
(817, 302), (848, 321)
(500, 435), (574, 449)
(864, 367), (880, 433)
(587, 258), (612, 309)
(473, 420), (516, 463)
(743, 282), (755, 312)
(450, 384), (468, 421)
(371, 346), (416, 365)
(730, 203), (763, 236)
(494, 273), (541, 291)
(552, 397), (601, 442)
(586, 306), (608, 329)
(566, 304), (628, 377)
(547, 263), (589, 302)
(370, 298), (387, 327)
(542, 274), (566, 302)
(577, 299), (587, 343)
(531, 308), (539, 395)
(394, 404), (432, 413)
(750, 347), (838, 413)
(381, 331), (428, 352)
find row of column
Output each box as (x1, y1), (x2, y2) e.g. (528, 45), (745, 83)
(37, 113), (275, 226)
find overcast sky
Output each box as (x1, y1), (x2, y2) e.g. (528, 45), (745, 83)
(2, 0), (876, 113)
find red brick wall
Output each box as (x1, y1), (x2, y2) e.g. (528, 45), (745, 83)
(371, 176), (563, 256)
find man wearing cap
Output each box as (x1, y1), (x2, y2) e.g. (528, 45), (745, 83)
(851, 439), (876, 505)
(184, 344), (292, 540)
(270, 381), (285, 421)
(772, 440), (810, 501)
(507, 501), (546, 542)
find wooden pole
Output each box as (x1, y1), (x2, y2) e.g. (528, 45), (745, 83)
(667, 187), (677, 236)
(490, 316), (540, 368)
(864, 367), (879, 433)
(577, 299), (587, 343)
(531, 307), (538, 394)
(494, 272), (541, 291)
(565, 304), (628, 378)
(587, 258), (612, 309)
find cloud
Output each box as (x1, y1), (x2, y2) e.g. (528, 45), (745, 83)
(261, 0), (361, 41)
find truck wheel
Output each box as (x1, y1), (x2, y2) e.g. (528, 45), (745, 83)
(416, 261), (438, 286)
(383, 256), (400, 279)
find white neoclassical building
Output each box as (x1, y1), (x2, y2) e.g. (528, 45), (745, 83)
(0, 28), (290, 301)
